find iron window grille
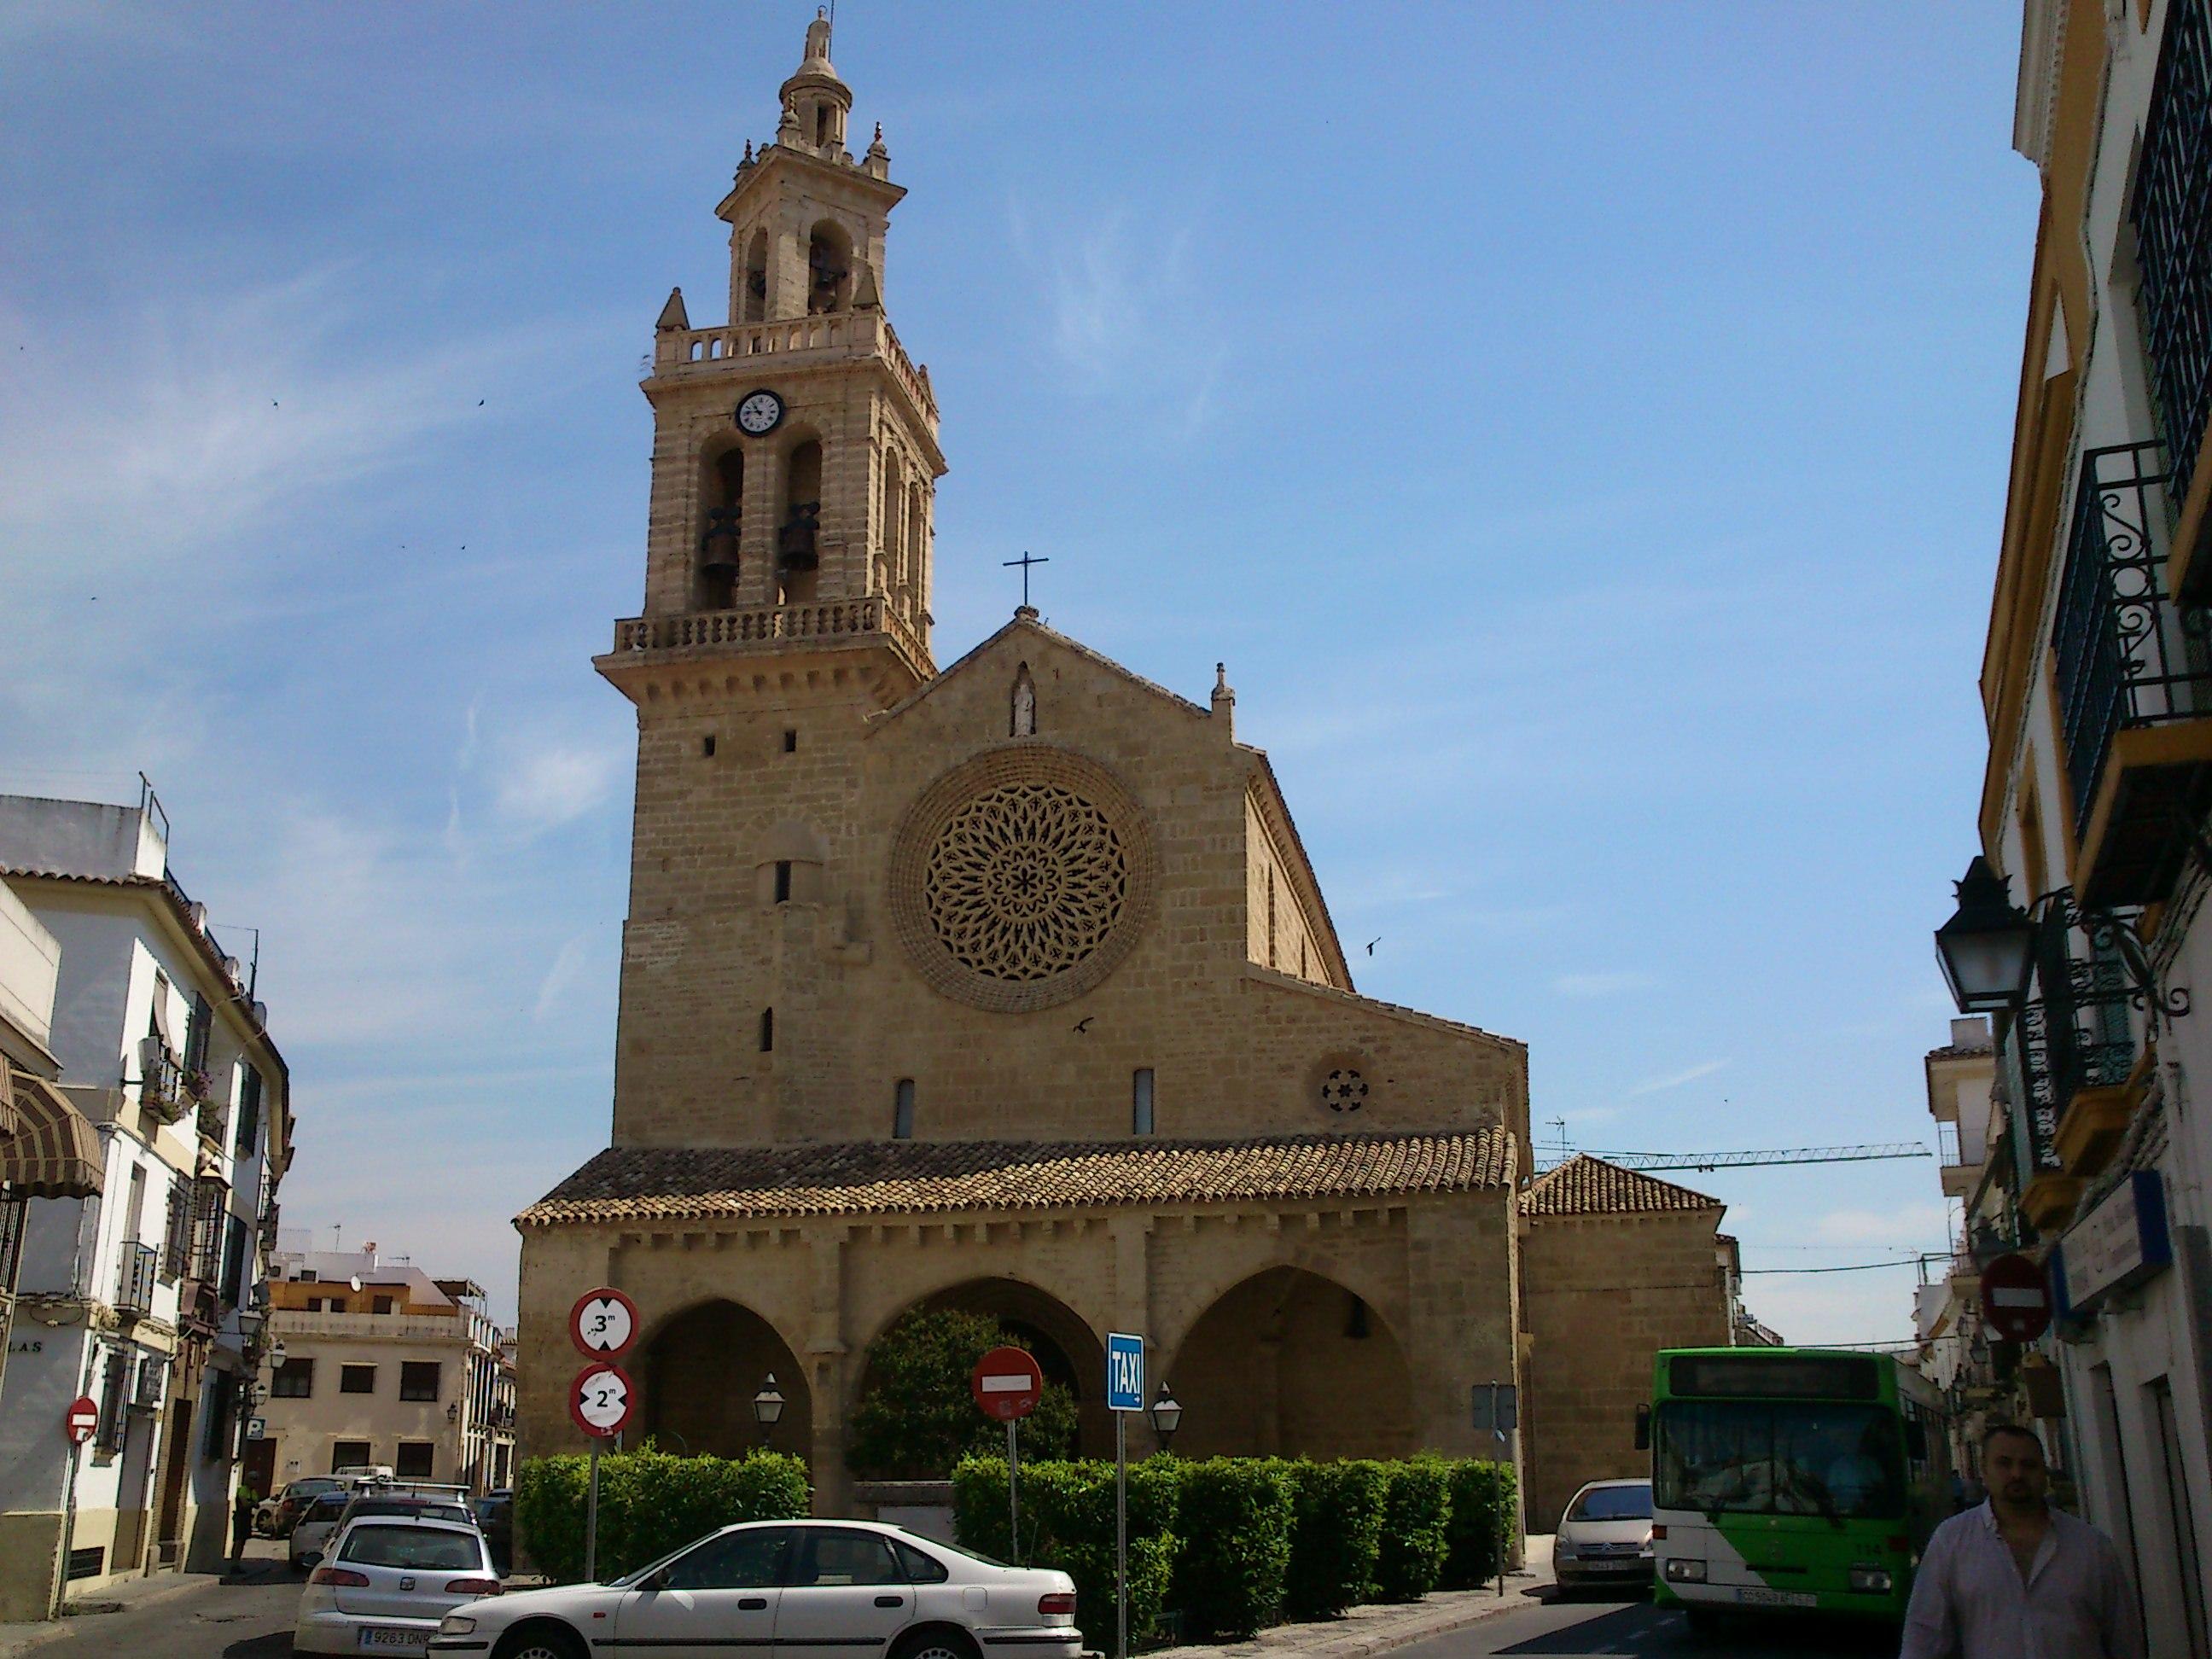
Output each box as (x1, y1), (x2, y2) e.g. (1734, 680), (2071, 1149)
(187, 1178), (227, 1284)
(160, 1180), (190, 1282)
(134, 1354), (170, 1409)
(2133, 0), (2212, 515)
(1998, 891), (2139, 1180)
(2051, 442), (2209, 839)
(114, 1242), (158, 1317)
(94, 1352), (129, 1455)
(0, 1196), (25, 1290)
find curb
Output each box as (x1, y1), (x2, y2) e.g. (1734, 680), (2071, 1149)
(0, 1563), (283, 1657)
(1146, 1580), (1551, 1659)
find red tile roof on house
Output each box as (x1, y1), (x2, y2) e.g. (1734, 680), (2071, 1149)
(518, 1127), (1519, 1228)
(1518, 1154), (1721, 1217)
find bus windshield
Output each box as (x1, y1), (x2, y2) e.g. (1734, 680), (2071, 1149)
(1656, 1400), (1905, 1520)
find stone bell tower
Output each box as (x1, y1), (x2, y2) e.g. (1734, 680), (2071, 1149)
(596, 15), (946, 1147)
(611, 10), (945, 666)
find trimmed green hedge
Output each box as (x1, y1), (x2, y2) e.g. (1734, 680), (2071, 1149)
(1372, 1458), (1452, 1602)
(1279, 1458), (1388, 1620)
(1440, 1458), (1519, 1589)
(954, 1456), (1179, 1654)
(953, 1453), (1511, 1646)
(1170, 1460), (1293, 1639)
(515, 1444), (810, 1583)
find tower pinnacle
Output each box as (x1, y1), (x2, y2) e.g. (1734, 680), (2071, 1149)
(780, 12), (853, 157)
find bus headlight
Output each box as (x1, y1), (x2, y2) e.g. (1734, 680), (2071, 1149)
(1848, 1566), (1892, 1594)
(1664, 1559), (1707, 1583)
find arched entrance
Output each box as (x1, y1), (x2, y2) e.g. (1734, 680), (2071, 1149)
(862, 1278), (1112, 1460)
(636, 1299), (812, 1464)
(1168, 1267), (1416, 1460)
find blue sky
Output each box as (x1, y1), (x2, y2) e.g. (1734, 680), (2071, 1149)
(3, 3), (2034, 1340)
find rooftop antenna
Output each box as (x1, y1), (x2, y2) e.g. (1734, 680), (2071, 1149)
(1548, 1118), (1571, 1160)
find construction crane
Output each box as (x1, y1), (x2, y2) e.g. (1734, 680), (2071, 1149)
(1534, 1140), (1932, 1174)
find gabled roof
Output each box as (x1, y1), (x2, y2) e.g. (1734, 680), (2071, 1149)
(518, 1127), (1519, 1228)
(870, 610), (1209, 733)
(1519, 1154), (1721, 1218)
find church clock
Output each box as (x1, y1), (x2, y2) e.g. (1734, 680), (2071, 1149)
(735, 388), (784, 436)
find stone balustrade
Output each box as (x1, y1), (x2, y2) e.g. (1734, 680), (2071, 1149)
(655, 311), (938, 424)
(613, 596), (931, 675)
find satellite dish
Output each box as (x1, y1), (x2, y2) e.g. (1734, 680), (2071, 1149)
(350, 1275), (364, 1293)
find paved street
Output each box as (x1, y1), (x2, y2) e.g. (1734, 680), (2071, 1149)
(0, 1546), (301, 1659)
(1390, 1591), (1897, 1658)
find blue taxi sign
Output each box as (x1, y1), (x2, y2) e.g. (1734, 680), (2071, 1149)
(1106, 1332), (1144, 1412)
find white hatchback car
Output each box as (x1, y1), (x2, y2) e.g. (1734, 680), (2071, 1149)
(429, 1519), (1080, 1659)
(1552, 1476), (1655, 1593)
(291, 1487), (480, 1569)
(297, 1515), (504, 1653)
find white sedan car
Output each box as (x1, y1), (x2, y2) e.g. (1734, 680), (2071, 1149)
(297, 1515), (504, 1653)
(429, 1519), (1080, 1659)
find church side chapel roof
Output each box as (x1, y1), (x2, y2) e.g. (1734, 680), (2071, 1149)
(1518, 1153), (1720, 1218)
(518, 1126), (1518, 1228)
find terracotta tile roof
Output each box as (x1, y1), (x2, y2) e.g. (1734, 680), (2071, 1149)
(1925, 1041), (1994, 1061)
(518, 1127), (1518, 1228)
(1518, 1154), (1720, 1218)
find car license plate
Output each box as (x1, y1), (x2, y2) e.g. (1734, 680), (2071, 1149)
(358, 1630), (430, 1650)
(1735, 1586), (1818, 1609)
(1586, 1558), (1639, 1571)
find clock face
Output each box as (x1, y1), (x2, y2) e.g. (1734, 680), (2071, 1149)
(736, 389), (784, 436)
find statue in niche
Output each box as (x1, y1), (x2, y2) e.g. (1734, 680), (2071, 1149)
(1011, 665), (1037, 737)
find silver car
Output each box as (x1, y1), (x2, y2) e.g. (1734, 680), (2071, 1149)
(430, 1519), (1079, 1659)
(291, 1487), (479, 1569)
(296, 1515), (504, 1653)
(1552, 1476), (1655, 1592)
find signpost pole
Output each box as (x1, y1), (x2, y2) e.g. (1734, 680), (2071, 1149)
(1115, 1410), (1127, 1659)
(1007, 1418), (1021, 1564)
(585, 1438), (602, 1583)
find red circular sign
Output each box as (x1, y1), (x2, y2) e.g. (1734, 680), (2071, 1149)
(570, 1287), (639, 1359)
(64, 1395), (98, 1445)
(970, 1346), (1045, 1422)
(1980, 1252), (2052, 1343)
(569, 1362), (636, 1439)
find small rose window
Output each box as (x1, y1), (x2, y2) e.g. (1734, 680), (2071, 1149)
(1320, 1068), (1369, 1112)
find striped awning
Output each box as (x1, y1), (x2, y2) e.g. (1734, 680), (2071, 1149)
(1, 1071), (103, 1198)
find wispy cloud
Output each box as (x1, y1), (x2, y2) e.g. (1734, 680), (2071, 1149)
(1816, 1203), (1950, 1246)
(493, 743), (621, 834)
(1626, 1057), (1731, 1098)
(533, 933), (591, 1022)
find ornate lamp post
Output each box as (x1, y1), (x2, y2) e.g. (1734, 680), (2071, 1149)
(753, 1375), (786, 1446)
(1149, 1383), (1181, 1452)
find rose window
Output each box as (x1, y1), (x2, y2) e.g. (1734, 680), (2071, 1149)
(926, 783), (1128, 981)
(892, 746), (1156, 1013)
(1321, 1068), (1369, 1112)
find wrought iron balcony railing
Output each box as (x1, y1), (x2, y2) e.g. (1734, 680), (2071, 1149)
(1997, 891), (2138, 1190)
(2051, 442), (2212, 901)
(115, 1241), (159, 1318)
(2134, 0), (2212, 518)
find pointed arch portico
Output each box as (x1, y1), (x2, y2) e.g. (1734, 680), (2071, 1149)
(635, 1295), (812, 1463)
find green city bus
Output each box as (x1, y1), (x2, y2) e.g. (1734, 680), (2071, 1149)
(1640, 1347), (1952, 1629)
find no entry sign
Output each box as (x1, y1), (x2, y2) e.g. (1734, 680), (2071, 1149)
(64, 1395), (98, 1446)
(970, 1346), (1045, 1422)
(1980, 1252), (2053, 1344)
(570, 1287), (638, 1359)
(569, 1362), (636, 1438)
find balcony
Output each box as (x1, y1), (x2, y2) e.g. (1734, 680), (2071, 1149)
(2052, 443), (2212, 906)
(2136, 0), (2212, 596)
(137, 1048), (189, 1126)
(649, 311), (939, 427)
(114, 1242), (158, 1318)
(606, 594), (932, 682)
(2000, 893), (2139, 1230)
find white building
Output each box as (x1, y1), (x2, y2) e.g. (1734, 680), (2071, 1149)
(0, 794), (290, 1620)
(1937, 2), (2212, 1652)
(256, 1242), (515, 1497)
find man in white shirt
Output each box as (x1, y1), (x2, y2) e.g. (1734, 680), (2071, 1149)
(1900, 1423), (2142, 1658)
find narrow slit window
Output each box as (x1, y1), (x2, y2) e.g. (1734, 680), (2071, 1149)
(702, 734), (717, 758)
(1132, 1068), (1155, 1136)
(893, 1078), (916, 1140)
(760, 1008), (775, 1052)
(783, 729), (799, 754)
(774, 861), (793, 903)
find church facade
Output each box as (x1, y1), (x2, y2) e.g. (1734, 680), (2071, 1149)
(515, 20), (1545, 1517)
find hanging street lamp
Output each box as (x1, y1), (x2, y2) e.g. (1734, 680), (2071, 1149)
(1934, 857), (2036, 1014)
(753, 1374), (786, 1445)
(1149, 1383), (1181, 1452)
